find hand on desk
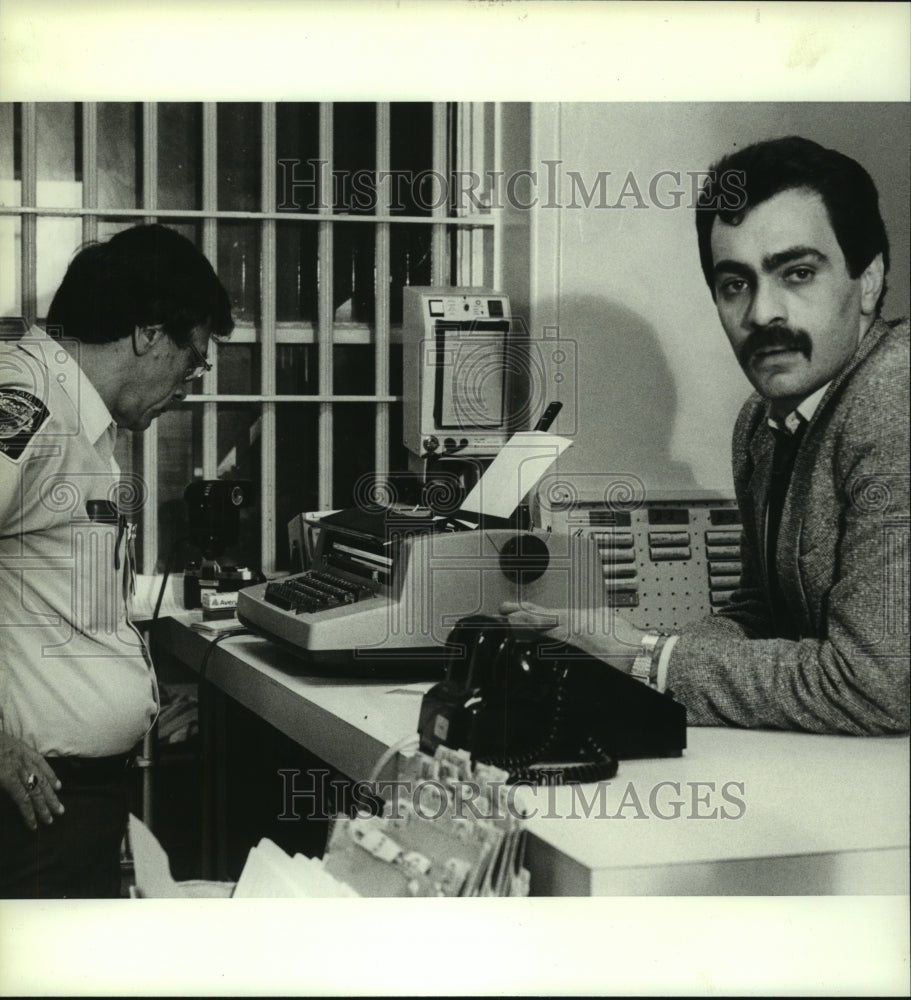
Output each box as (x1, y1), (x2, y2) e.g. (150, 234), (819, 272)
(499, 601), (646, 672)
(0, 731), (64, 831)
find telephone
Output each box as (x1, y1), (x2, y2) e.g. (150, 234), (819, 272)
(418, 616), (687, 784)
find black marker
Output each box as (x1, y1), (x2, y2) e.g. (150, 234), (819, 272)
(534, 401), (563, 432)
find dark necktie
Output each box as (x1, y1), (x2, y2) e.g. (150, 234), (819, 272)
(765, 419), (807, 640)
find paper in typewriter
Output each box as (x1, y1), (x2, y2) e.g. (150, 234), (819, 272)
(459, 431), (573, 520)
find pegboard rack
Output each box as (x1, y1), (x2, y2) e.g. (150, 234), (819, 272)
(541, 495), (743, 633)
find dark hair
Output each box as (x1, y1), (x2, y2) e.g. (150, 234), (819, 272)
(46, 224), (234, 345)
(695, 136), (890, 313)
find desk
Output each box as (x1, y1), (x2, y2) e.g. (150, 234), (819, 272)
(151, 615), (910, 896)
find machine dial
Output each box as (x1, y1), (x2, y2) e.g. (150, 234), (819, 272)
(498, 533), (550, 585)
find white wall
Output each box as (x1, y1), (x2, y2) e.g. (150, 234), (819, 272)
(528, 102), (911, 499)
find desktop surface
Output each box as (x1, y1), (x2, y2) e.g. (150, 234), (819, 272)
(151, 615), (910, 896)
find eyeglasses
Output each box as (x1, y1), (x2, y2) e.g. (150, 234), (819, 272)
(183, 341), (212, 382)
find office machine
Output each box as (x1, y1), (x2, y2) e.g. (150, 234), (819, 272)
(537, 479), (743, 632)
(246, 486), (745, 674)
(182, 479), (261, 608)
(402, 287), (525, 460)
(236, 508), (605, 676)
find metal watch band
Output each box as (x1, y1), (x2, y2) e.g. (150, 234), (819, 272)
(631, 630), (671, 687)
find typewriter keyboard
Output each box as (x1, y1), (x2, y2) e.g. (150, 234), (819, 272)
(264, 571), (375, 615)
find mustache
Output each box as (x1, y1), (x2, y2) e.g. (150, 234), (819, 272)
(738, 325), (813, 367)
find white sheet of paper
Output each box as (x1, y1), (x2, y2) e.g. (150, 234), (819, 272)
(128, 813), (186, 898)
(460, 431), (573, 520)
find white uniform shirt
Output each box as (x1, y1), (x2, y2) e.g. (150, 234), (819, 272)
(0, 328), (158, 757)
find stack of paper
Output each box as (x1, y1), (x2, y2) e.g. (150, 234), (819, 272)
(129, 814), (234, 898)
(128, 814), (358, 899)
(156, 687), (198, 744)
(189, 616), (247, 637)
(234, 839), (359, 898)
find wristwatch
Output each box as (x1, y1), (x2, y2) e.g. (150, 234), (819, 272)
(630, 631), (670, 688)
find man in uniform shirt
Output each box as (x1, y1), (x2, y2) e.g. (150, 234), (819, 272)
(0, 224), (233, 897)
(504, 136), (909, 735)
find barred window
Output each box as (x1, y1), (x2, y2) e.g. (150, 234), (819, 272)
(0, 101), (505, 575)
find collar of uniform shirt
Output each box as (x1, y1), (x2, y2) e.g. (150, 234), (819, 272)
(22, 326), (117, 454)
(767, 381), (830, 437)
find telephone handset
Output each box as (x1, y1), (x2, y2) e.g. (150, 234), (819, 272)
(418, 616), (687, 784)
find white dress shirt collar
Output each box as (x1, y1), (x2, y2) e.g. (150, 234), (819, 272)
(768, 382), (830, 437)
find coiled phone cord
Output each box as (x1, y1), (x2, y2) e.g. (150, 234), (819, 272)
(474, 672), (618, 786)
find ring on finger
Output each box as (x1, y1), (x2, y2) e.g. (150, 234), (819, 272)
(25, 772), (39, 792)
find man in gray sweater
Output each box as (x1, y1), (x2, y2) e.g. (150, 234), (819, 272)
(505, 136), (909, 735)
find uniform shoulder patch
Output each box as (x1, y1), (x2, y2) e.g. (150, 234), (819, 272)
(0, 388), (51, 461)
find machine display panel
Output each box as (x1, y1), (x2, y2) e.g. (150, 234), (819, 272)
(432, 320), (510, 432)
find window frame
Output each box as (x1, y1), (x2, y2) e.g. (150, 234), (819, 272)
(1, 100), (508, 575)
